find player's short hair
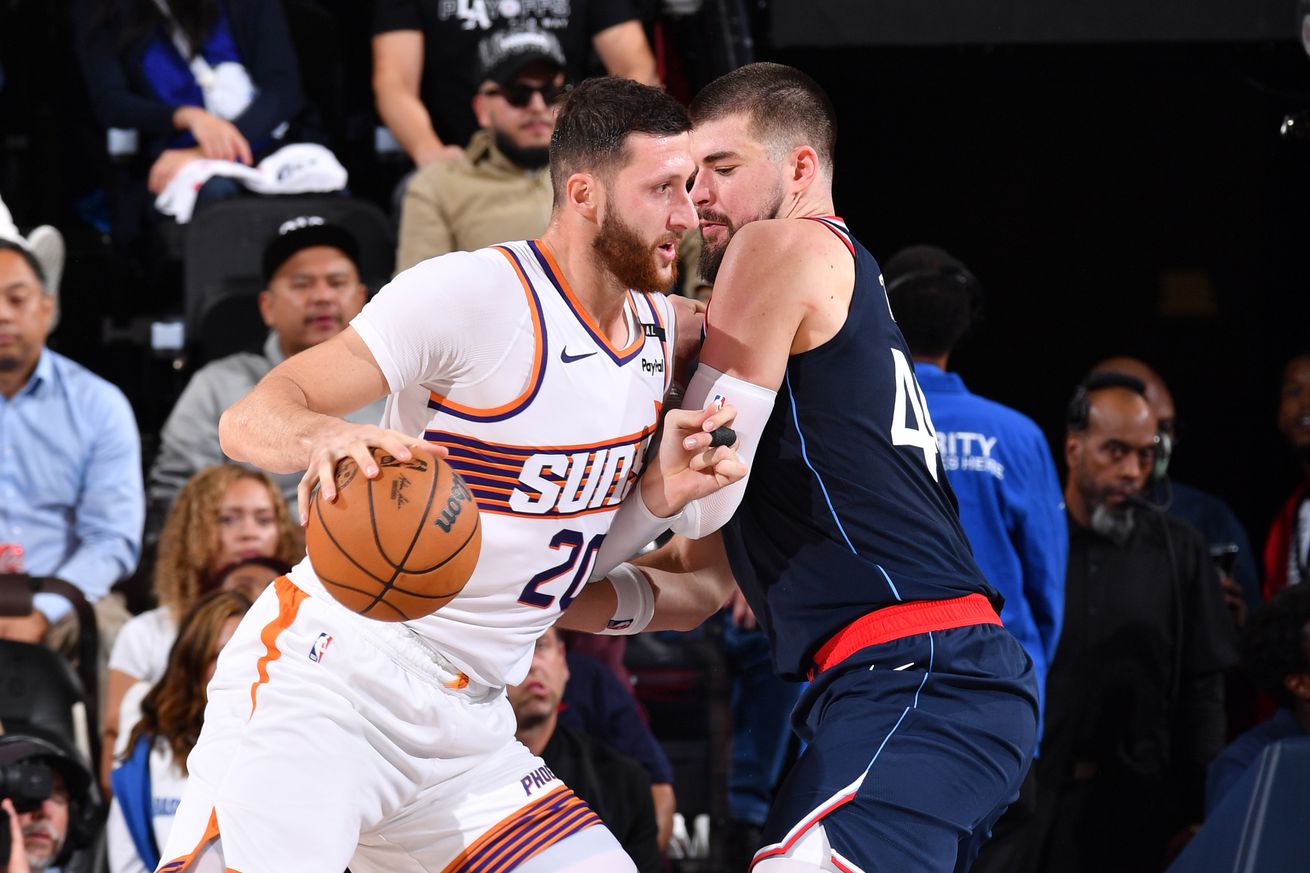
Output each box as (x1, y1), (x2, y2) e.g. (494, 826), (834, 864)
(1242, 583), (1310, 708)
(690, 62), (836, 172)
(550, 76), (691, 205)
(0, 239), (47, 289)
(883, 245), (981, 358)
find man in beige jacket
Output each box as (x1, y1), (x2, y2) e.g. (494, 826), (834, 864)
(396, 31), (705, 296)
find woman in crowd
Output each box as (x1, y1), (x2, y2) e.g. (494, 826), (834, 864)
(106, 589), (254, 873)
(101, 464), (298, 787)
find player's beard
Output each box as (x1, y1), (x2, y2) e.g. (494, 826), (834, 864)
(697, 181), (786, 283)
(592, 208), (678, 294)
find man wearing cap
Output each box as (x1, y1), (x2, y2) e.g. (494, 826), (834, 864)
(0, 727), (101, 872)
(148, 218), (386, 512)
(395, 31), (563, 273)
(0, 230), (143, 651)
(396, 30), (705, 300)
(372, 0), (657, 169)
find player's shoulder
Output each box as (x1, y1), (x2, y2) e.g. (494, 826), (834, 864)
(384, 244), (526, 301)
(717, 218), (851, 305)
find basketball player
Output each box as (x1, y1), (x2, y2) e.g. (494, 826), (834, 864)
(155, 77), (743, 873)
(563, 63), (1040, 872)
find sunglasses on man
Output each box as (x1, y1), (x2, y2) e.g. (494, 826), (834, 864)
(481, 80), (571, 108)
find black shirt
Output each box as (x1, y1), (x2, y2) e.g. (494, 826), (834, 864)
(372, 0), (639, 149)
(1037, 507), (1238, 870)
(541, 724), (661, 873)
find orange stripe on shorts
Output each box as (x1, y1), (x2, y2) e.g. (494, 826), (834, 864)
(248, 576), (307, 717)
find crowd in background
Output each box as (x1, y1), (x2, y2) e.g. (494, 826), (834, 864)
(0, 2), (1307, 872)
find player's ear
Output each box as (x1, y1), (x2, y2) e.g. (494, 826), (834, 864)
(565, 172), (599, 221)
(791, 144), (820, 189)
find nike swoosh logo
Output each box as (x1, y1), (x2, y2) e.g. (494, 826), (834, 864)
(560, 348), (597, 364)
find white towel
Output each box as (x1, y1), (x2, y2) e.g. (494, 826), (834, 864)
(155, 143), (349, 223)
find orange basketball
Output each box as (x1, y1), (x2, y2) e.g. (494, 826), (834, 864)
(305, 448), (481, 621)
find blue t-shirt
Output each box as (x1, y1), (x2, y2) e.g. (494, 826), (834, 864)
(559, 652), (675, 785)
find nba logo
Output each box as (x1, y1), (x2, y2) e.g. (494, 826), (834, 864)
(711, 393), (727, 411)
(309, 632), (333, 663)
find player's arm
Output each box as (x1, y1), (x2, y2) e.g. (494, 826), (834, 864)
(669, 220), (847, 538)
(558, 531), (735, 634)
(219, 327), (440, 521)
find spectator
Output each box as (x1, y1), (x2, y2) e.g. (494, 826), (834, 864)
(1205, 583), (1310, 816)
(1028, 373), (1237, 873)
(74, 0), (310, 202)
(507, 626), (661, 873)
(1090, 356), (1259, 618)
(397, 32), (703, 288)
(106, 589), (253, 873)
(883, 245), (1066, 873)
(0, 237), (142, 668)
(0, 727), (102, 872)
(103, 465), (297, 789)
(206, 554), (291, 602)
(394, 31), (562, 273)
(1263, 350), (1310, 600)
(147, 217), (386, 513)
(372, 0), (658, 167)
(557, 648), (676, 853)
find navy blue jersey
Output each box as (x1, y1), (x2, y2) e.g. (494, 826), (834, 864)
(719, 217), (999, 679)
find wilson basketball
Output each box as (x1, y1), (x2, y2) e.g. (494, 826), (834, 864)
(305, 448), (481, 621)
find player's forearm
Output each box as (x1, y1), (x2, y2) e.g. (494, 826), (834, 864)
(219, 371), (338, 474)
(561, 535), (733, 634)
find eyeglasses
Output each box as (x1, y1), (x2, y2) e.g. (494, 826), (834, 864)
(482, 81), (570, 108)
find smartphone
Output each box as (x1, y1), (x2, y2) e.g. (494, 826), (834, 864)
(1209, 542), (1239, 576)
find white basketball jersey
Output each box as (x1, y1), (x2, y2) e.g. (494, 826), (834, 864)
(288, 240), (676, 687)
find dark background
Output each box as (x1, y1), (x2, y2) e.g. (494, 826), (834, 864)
(2, 0), (1309, 556)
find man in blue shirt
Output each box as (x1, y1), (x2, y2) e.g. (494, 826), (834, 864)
(0, 239), (143, 647)
(884, 245), (1066, 871)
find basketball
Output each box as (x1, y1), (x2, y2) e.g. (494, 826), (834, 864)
(305, 448), (482, 621)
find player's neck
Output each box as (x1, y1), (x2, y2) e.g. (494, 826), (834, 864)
(538, 229), (631, 342)
(776, 186), (836, 222)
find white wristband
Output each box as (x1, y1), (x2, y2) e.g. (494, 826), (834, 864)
(599, 562), (655, 636)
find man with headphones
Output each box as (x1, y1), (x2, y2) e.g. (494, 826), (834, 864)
(883, 245), (1068, 873)
(1024, 373), (1237, 873)
(0, 727), (101, 872)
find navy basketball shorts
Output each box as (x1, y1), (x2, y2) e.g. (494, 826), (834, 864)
(752, 623), (1038, 873)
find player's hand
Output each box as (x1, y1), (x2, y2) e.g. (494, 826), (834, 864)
(297, 422), (447, 526)
(641, 402), (745, 518)
(174, 106), (253, 164)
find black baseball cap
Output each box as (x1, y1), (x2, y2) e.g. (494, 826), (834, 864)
(261, 216), (361, 283)
(477, 30), (566, 87)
